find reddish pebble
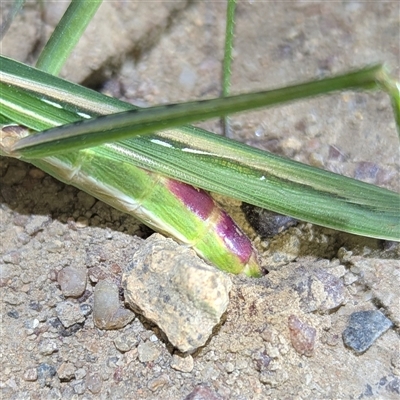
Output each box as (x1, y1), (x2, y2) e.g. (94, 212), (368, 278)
(184, 383), (223, 400)
(288, 315), (316, 357)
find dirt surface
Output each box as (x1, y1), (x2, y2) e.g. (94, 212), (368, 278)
(1, 1), (399, 399)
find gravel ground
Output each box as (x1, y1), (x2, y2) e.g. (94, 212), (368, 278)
(1, 2), (399, 399)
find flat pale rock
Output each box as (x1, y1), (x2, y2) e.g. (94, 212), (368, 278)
(122, 234), (232, 353)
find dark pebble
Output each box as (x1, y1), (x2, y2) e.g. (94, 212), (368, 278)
(61, 322), (84, 337)
(80, 303), (93, 317)
(37, 363), (56, 386)
(86, 354), (98, 363)
(387, 377), (400, 394)
(241, 204), (297, 238)
(48, 317), (63, 329)
(363, 383), (373, 397)
(7, 309), (19, 319)
(29, 300), (43, 311)
(342, 310), (393, 353)
(379, 376), (387, 386)
(47, 317), (83, 337)
(253, 350), (271, 372)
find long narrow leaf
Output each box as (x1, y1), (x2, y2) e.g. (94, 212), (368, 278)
(0, 56), (399, 241)
(6, 65), (383, 158)
(35, 0), (103, 75)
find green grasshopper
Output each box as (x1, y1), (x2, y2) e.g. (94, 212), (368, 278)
(1, 1), (399, 277)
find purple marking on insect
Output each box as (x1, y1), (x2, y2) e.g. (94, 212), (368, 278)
(215, 211), (255, 264)
(167, 180), (215, 220)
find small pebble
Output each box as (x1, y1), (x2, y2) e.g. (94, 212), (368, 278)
(25, 215), (51, 236)
(171, 354), (194, 373)
(36, 312), (47, 322)
(241, 204), (297, 238)
(57, 362), (75, 381)
(47, 316), (83, 337)
(225, 362), (235, 373)
(17, 232), (30, 245)
(342, 310), (393, 353)
(93, 280), (135, 330)
(344, 272), (358, 286)
(29, 300), (42, 312)
(259, 370), (289, 388)
(75, 368), (87, 380)
(149, 334), (158, 342)
(236, 357), (249, 370)
(38, 339), (59, 356)
(2, 292), (26, 306)
(147, 373), (170, 392)
(37, 363), (56, 386)
(86, 373), (103, 394)
(25, 319), (39, 329)
(137, 341), (161, 363)
(28, 167), (46, 179)
(56, 301), (86, 328)
(75, 217), (89, 228)
(113, 367), (124, 383)
(260, 326), (276, 343)
(2, 165), (27, 185)
(23, 368), (38, 382)
(80, 303), (92, 317)
(2, 251), (20, 265)
(253, 350), (271, 372)
(57, 267), (87, 298)
(73, 380), (86, 395)
(288, 315), (316, 357)
(107, 356), (119, 369)
(114, 334), (138, 353)
(7, 310), (19, 319)
(77, 191), (96, 209)
(387, 377), (400, 395)
(45, 240), (64, 253)
(294, 268), (345, 313)
(0, 264), (14, 286)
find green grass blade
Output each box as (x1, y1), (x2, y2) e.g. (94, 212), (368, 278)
(35, 0), (102, 75)
(1, 56), (399, 241)
(2, 63), (384, 158)
(376, 67), (400, 137)
(107, 128), (399, 241)
(0, 82), (81, 130)
(222, 0), (236, 137)
(223, 0), (236, 99)
(0, 56), (132, 118)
